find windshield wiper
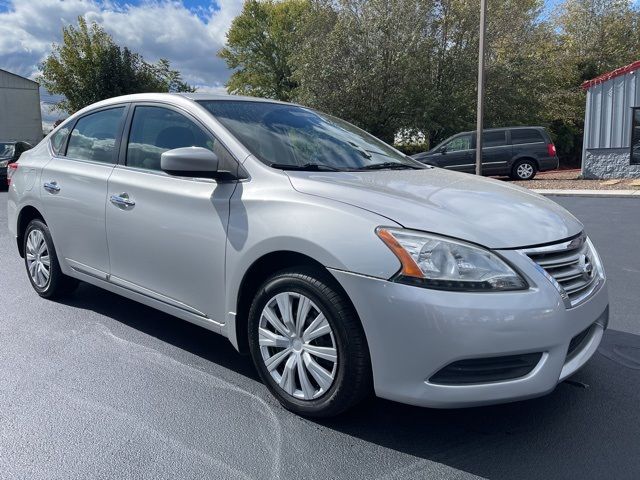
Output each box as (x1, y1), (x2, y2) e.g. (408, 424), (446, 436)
(269, 162), (343, 172)
(358, 162), (422, 170)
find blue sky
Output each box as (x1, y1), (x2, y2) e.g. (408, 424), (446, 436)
(0, 0), (244, 126)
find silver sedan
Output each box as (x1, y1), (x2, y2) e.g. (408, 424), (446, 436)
(7, 93), (608, 417)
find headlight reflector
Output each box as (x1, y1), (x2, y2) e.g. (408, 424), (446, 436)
(377, 228), (527, 291)
(0, 160), (8, 168)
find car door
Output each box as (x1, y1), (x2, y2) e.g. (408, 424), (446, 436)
(105, 103), (238, 322)
(480, 130), (511, 175)
(437, 133), (474, 172)
(40, 105), (127, 278)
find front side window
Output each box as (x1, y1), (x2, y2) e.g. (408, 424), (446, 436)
(445, 135), (472, 152)
(631, 108), (640, 165)
(483, 131), (506, 147)
(126, 106), (232, 171)
(511, 129), (544, 145)
(66, 107), (125, 163)
(198, 100), (420, 170)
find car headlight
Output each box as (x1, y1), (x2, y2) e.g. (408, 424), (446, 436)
(376, 228), (527, 291)
(0, 160), (8, 168)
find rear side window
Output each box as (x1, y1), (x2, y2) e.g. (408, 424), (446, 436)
(50, 125), (70, 156)
(66, 107), (125, 163)
(483, 131), (507, 147)
(511, 129), (544, 145)
(126, 106), (234, 172)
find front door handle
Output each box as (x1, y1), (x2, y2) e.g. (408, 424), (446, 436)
(109, 193), (136, 208)
(43, 181), (60, 193)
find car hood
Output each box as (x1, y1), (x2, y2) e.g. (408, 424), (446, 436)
(286, 168), (582, 249)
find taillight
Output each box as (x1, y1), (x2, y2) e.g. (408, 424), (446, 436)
(7, 162), (18, 186)
(547, 143), (556, 157)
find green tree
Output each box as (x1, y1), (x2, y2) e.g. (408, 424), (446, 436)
(219, 0), (310, 101)
(39, 17), (194, 114)
(219, 0), (639, 164)
(543, 0), (640, 163)
(294, 0), (438, 143)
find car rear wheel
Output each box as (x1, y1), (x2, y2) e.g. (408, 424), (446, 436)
(511, 159), (537, 180)
(24, 219), (78, 298)
(248, 267), (372, 417)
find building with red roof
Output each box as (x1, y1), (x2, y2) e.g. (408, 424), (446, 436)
(581, 60), (640, 179)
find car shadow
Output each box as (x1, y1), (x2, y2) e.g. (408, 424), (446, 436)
(58, 283), (640, 479)
(57, 282), (260, 382)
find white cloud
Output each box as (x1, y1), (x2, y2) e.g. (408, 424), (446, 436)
(0, 0), (242, 89)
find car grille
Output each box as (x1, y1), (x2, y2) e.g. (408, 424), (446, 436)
(429, 353), (543, 385)
(522, 234), (600, 307)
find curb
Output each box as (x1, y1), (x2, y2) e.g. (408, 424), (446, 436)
(533, 189), (640, 197)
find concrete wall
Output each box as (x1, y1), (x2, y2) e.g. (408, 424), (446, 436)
(583, 148), (640, 179)
(0, 70), (43, 146)
(582, 67), (639, 178)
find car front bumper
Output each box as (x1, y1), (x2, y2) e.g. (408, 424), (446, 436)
(329, 250), (608, 408)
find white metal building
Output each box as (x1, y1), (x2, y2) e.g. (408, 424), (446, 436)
(581, 60), (640, 179)
(0, 68), (43, 146)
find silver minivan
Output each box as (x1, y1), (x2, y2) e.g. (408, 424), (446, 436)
(8, 93), (608, 417)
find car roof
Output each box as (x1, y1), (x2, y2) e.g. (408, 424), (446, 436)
(64, 92), (297, 122)
(455, 126), (547, 136)
(175, 92), (292, 105)
(81, 92), (291, 109)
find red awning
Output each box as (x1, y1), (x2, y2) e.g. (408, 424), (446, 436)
(581, 60), (640, 90)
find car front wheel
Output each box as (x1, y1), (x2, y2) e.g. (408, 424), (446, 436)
(24, 219), (78, 298)
(248, 267), (372, 417)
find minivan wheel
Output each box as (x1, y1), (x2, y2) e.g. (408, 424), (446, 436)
(24, 219), (78, 298)
(511, 159), (537, 180)
(248, 268), (372, 417)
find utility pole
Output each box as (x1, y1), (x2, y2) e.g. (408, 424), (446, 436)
(476, 0), (487, 176)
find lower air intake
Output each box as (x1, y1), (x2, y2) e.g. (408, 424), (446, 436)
(429, 352), (543, 385)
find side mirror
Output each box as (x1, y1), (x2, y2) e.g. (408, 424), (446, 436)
(439, 145), (447, 154)
(161, 147), (219, 178)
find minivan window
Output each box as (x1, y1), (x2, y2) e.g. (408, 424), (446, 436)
(483, 131), (506, 147)
(126, 106), (235, 172)
(445, 134), (472, 152)
(198, 100), (418, 170)
(66, 107), (125, 163)
(511, 129), (544, 145)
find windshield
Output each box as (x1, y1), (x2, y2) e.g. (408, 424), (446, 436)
(0, 143), (15, 159)
(198, 100), (424, 171)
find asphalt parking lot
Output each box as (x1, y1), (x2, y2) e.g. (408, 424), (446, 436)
(1, 192), (639, 480)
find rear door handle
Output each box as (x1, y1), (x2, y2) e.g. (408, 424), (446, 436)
(109, 193), (136, 208)
(43, 181), (60, 193)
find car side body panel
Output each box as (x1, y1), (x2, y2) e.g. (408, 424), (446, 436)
(223, 158), (403, 347)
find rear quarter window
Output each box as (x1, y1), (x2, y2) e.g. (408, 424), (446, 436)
(511, 129), (545, 145)
(50, 125), (71, 156)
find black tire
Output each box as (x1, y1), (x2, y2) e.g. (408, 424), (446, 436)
(248, 267), (372, 417)
(510, 159), (537, 180)
(23, 219), (79, 299)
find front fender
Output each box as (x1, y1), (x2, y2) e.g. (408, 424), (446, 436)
(224, 176), (402, 327)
